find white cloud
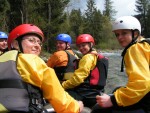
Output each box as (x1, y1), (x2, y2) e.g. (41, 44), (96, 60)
(110, 0), (137, 18)
(68, 0), (137, 19)
(95, 0), (137, 18)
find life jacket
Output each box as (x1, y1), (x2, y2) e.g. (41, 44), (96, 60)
(0, 50), (45, 113)
(75, 53), (108, 95)
(53, 50), (77, 81)
(76, 53), (108, 89)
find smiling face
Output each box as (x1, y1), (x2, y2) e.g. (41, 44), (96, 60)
(20, 35), (42, 56)
(114, 29), (133, 48)
(77, 42), (91, 55)
(0, 38), (7, 50)
(56, 40), (70, 51)
(21, 35), (42, 55)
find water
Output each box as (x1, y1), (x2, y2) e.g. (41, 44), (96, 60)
(101, 52), (121, 57)
(101, 52), (127, 94)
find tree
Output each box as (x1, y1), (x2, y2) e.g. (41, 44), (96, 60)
(84, 0), (103, 45)
(7, 0), (24, 30)
(0, 0), (10, 31)
(84, 0), (97, 35)
(68, 9), (84, 41)
(43, 0), (70, 52)
(1, 0), (119, 51)
(103, 0), (117, 20)
(134, 0), (150, 37)
(145, 4), (150, 38)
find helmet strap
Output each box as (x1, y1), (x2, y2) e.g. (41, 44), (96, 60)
(89, 42), (93, 52)
(131, 30), (139, 44)
(65, 42), (71, 50)
(121, 30), (139, 72)
(16, 37), (23, 53)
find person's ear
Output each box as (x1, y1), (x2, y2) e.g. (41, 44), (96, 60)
(91, 42), (93, 47)
(134, 30), (140, 37)
(66, 43), (70, 48)
(11, 40), (19, 50)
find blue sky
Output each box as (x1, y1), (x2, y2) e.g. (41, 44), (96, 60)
(68, 0), (138, 18)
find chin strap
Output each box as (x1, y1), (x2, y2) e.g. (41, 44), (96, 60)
(120, 30), (139, 72)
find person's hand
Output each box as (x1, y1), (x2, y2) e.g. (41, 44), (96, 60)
(96, 93), (113, 108)
(78, 101), (84, 112)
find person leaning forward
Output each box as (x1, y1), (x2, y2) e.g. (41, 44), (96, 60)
(0, 24), (83, 113)
(47, 33), (78, 81)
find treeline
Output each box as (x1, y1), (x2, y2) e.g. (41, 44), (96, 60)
(0, 0), (149, 52)
(134, 0), (150, 38)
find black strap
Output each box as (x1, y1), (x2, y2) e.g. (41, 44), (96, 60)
(121, 35), (138, 72)
(0, 79), (27, 89)
(65, 50), (77, 72)
(65, 50), (71, 67)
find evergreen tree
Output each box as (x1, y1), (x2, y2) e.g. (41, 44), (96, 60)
(2, 0), (119, 51)
(7, 0), (23, 30)
(103, 0), (117, 20)
(69, 9), (84, 41)
(44, 0), (70, 52)
(145, 4), (150, 37)
(135, 0), (150, 37)
(0, 0), (10, 32)
(84, 0), (103, 45)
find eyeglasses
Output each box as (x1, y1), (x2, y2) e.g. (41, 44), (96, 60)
(23, 37), (42, 46)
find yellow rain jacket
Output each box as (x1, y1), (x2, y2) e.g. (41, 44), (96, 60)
(114, 39), (150, 107)
(0, 50), (80, 113)
(47, 50), (76, 68)
(62, 51), (98, 89)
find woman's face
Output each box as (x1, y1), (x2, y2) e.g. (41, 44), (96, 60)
(56, 40), (67, 51)
(21, 35), (42, 56)
(114, 29), (132, 47)
(77, 42), (91, 55)
(0, 39), (7, 50)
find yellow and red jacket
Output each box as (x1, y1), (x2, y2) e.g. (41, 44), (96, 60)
(62, 51), (98, 89)
(0, 50), (80, 113)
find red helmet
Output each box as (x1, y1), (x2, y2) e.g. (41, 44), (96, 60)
(76, 34), (95, 45)
(8, 24), (44, 49)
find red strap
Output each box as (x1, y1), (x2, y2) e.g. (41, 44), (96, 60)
(90, 52), (104, 59)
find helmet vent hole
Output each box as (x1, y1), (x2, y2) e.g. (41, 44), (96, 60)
(120, 20), (123, 23)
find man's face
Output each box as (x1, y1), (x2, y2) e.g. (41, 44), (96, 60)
(56, 40), (67, 51)
(0, 38), (7, 50)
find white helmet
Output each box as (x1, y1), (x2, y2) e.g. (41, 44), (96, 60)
(112, 16), (141, 34)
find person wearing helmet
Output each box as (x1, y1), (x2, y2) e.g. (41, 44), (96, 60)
(61, 34), (104, 108)
(0, 31), (8, 55)
(47, 33), (79, 81)
(0, 24), (83, 113)
(92, 16), (150, 113)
